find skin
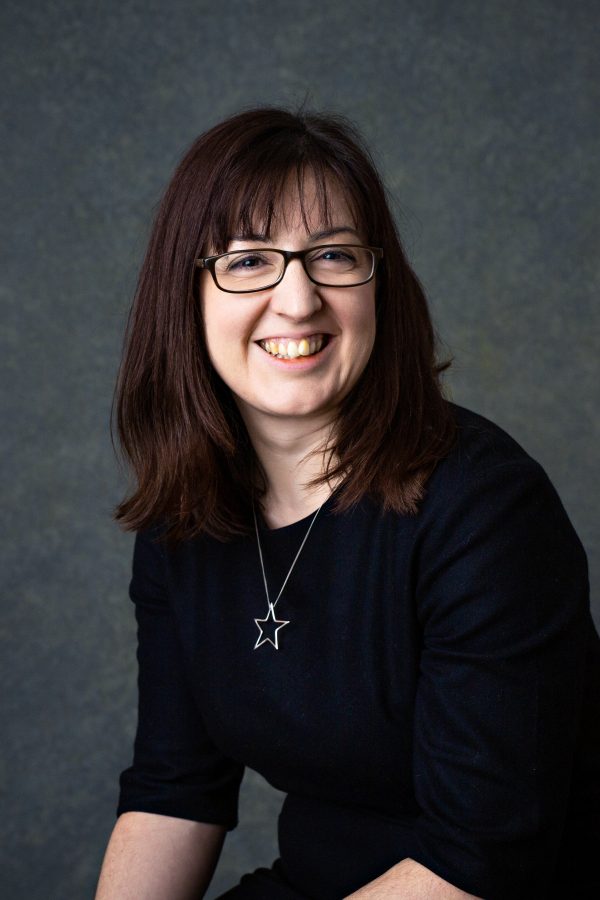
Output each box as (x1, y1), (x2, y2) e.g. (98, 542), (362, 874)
(344, 858), (481, 898)
(95, 813), (226, 899)
(200, 176), (377, 527)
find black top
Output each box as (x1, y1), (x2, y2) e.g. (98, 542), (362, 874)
(116, 403), (600, 899)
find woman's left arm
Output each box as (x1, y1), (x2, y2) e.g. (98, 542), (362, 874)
(344, 856), (482, 897)
(350, 456), (590, 899)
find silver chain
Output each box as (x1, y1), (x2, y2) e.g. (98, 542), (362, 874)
(252, 500), (324, 612)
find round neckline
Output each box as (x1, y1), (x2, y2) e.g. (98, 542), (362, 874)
(256, 487), (339, 536)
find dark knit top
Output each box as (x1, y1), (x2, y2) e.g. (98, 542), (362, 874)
(116, 403), (600, 899)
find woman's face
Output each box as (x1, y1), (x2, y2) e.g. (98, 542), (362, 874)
(200, 177), (377, 434)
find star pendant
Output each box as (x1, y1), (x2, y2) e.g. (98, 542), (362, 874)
(254, 603), (290, 650)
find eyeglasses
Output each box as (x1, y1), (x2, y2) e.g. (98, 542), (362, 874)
(195, 244), (383, 293)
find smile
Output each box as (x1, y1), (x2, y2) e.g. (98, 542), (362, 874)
(257, 334), (329, 360)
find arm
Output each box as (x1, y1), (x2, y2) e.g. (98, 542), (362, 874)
(344, 858), (481, 898)
(353, 456), (589, 899)
(95, 811), (226, 900)
(102, 528), (244, 895)
(410, 459), (588, 897)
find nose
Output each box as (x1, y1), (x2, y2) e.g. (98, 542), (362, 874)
(269, 258), (322, 320)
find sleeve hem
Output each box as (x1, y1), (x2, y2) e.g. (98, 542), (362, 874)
(116, 801), (239, 831)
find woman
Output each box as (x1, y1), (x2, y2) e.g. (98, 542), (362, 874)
(95, 107), (599, 899)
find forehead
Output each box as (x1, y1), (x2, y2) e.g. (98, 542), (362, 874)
(269, 174), (357, 234)
(209, 167), (362, 252)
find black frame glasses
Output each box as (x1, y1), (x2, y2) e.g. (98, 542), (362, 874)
(194, 244), (384, 293)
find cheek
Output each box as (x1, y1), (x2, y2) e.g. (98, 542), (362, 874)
(349, 295), (377, 351)
(202, 288), (229, 342)
(201, 278), (234, 350)
(356, 327), (376, 374)
(201, 299), (255, 380)
(200, 299), (229, 375)
(358, 302), (377, 371)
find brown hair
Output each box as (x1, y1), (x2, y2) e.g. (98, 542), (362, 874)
(112, 105), (457, 542)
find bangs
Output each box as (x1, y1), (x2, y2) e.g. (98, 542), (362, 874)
(205, 150), (364, 254)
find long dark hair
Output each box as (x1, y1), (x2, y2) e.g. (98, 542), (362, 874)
(112, 106), (457, 542)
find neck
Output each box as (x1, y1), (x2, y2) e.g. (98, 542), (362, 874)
(240, 410), (339, 529)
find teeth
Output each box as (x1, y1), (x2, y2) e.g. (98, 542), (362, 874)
(260, 335), (326, 359)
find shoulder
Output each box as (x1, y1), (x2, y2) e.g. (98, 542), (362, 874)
(129, 523), (170, 602)
(414, 403), (588, 627)
(421, 401), (549, 506)
(443, 400), (540, 473)
(415, 401), (587, 577)
(416, 400), (583, 547)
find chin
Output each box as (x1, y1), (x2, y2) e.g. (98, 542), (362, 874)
(264, 402), (330, 419)
(250, 393), (336, 420)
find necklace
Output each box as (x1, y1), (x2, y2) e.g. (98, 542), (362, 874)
(252, 500), (324, 650)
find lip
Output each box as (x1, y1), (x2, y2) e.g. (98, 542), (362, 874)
(254, 335), (335, 370)
(254, 331), (331, 342)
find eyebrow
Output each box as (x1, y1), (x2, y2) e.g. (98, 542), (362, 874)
(311, 226), (361, 241)
(228, 226), (361, 243)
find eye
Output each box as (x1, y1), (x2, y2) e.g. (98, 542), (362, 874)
(324, 246), (356, 259)
(226, 252), (271, 272)
(309, 246), (359, 267)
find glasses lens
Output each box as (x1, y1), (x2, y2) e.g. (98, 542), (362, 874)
(306, 245), (374, 285)
(214, 250), (284, 291)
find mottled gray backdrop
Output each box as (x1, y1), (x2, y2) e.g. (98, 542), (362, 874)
(1, 0), (598, 897)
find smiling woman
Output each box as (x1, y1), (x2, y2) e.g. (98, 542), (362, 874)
(199, 177), (378, 435)
(96, 107), (600, 900)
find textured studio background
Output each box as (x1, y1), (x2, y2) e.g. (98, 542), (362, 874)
(1, 0), (598, 897)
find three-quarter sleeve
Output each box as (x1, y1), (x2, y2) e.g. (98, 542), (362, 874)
(116, 527), (245, 828)
(411, 458), (590, 899)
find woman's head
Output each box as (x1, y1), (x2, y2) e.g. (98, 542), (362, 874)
(199, 168), (379, 435)
(113, 106), (455, 540)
